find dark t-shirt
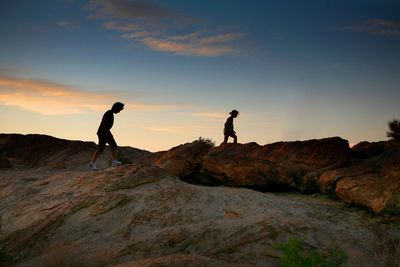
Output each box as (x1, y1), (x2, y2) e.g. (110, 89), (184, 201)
(97, 110), (114, 135)
(224, 117), (234, 133)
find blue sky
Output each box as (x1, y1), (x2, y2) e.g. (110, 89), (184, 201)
(1, 0), (399, 151)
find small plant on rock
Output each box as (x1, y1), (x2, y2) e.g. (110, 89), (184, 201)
(273, 238), (348, 267)
(387, 119), (400, 142)
(198, 137), (215, 147)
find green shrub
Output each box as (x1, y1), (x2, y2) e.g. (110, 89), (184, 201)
(387, 119), (400, 142)
(273, 238), (348, 267)
(198, 137), (215, 147)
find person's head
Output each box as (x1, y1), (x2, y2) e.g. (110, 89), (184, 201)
(229, 109), (239, 118)
(111, 102), (124, 113)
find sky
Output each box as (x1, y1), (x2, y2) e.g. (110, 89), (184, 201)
(0, 0), (399, 152)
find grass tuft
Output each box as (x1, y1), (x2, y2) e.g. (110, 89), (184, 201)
(273, 238), (348, 267)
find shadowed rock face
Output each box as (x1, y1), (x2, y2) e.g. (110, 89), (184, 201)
(0, 134), (400, 266)
(201, 137), (350, 192)
(154, 140), (213, 177)
(1, 165), (399, 267)
(150, 137), (400, 215)
(1, 134), (399, 214)
(319, 141), (400, 214)
(0, 134), (151, 171)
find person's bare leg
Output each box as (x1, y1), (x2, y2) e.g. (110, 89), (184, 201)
(90, 150), (101, 163)
(233, 134), (237, 144)
(223, 134), (229, 144)
(111, 147), (117, 161)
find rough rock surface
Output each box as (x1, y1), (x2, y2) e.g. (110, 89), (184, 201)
(0, 134), (151, 171)
(153, 136), (400, 215)
(154, 140), (213, 177)
(1, 134), (400, 267)
(196, 137), (350, 192)
(320, 141), (400, 214)
(201, 142), (287, 188)
(1, 164), (399, 267)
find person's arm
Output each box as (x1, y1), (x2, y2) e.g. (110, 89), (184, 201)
(102, 112), (113, 135)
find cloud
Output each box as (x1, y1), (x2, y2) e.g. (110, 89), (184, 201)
(0, 76), (112, 115)
(103, 21), (140, 32)
(142, 126), (182, 133)
(57, 20), (74, 28)
(192, 112), (227, 119)
(0, 76), (172, 115)
(344, 19), (400, 37)
(142, 124), (219, 134)
(89, 0), (180, 20)
(88, 0), (244, 56)
(141, 36), (238, 56)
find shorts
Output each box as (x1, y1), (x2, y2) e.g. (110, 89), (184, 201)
(97, 132), (117, 152)
(224, 130), (236, 136)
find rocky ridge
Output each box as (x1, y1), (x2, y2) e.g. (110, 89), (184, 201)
(0, 134), (399, 267)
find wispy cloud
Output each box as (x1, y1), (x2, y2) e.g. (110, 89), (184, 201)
(142, 126), (182, 133)
(89, 0), (182, 21)
(140, 36), (239, 56)
(192, 112), (227, 119)
(57, 20), (74, 28)
(344, 19), (400, 37)
(88, 0), (244, 56)
(103, 20), (139, 32)
(0, 76), (106, 115)
(142, 124), (219, 134)
(0, 76), (172, 115)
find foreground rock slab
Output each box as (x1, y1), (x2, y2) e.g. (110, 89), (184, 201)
(1, 165), (399, 267)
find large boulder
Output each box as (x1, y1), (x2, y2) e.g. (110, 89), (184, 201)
(351, 141), (386, 159)
(154, 140), (213, 177)
(253, 137), (350, 170)
(0, 134), (150, 171)
(201, 138), (350, 192)
(319, 141), (400, 214)
(335, 174), (400, 214)
(201, 143), (291, 189)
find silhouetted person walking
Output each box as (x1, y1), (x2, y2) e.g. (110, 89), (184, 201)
(223, 110), (239, 144)
(89, 102), (124, 170)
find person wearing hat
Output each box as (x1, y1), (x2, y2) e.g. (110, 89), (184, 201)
(223, 109), (239, 144)
(89, 102), (124, 170)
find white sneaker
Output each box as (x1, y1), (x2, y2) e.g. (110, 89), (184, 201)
(112, 160), (122, 166)
(89, 161), (98, 171)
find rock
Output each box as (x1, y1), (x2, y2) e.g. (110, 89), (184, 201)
(351, 141), (386, 159)
(318, 166), (377, 195)
(201, 138), (350, 192)
(111, 254), (249, 267)
(154, 140), (213, 177)
(335, 174), (400, 214)
(0, 152), (399, 266)
(1, 132), (399, 217)
(0, 154), (11, 169)
(201, 143), (291, 189)
(0, 134), (151, 170)
(254, 137), (350, 170)
(320, 142), (400, 214)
